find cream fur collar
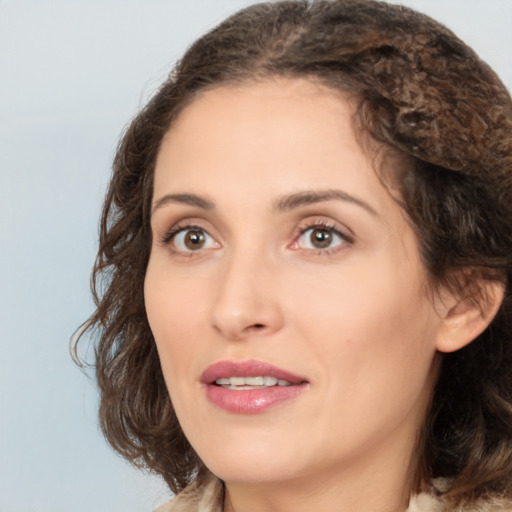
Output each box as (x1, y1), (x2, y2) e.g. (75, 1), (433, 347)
(155, 473), (512, 512)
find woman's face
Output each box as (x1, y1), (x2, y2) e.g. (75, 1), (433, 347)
(145, 79), (444, 488)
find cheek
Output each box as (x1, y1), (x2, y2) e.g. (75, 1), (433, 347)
(288, 254), (438, 395)
(144, 264), (204, 380)
(290, 277), (437, 461)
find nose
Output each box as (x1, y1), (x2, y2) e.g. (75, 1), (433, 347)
(210, 251), (284, 341)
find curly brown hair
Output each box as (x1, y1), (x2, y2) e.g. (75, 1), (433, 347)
(77, 0), (512, 504)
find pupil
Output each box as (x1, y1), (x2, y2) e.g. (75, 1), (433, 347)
(185, 230), (205, 250)
(311, 229), (332, 249)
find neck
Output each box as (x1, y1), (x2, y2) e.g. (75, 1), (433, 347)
(223, 442), (416, 512)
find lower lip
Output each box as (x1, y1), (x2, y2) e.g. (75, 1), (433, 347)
(205, 383), (308, 414)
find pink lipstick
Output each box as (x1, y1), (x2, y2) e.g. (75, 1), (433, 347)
(201, 360), (309, 414)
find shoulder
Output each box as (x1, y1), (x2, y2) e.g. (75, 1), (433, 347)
(154, 473), (223, 512)
(155, 474), (512, 512)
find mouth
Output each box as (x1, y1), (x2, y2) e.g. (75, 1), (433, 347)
(201, 360), (309, 414)
(214, 376), (296, 389)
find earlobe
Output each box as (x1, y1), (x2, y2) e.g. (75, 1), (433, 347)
(435, 278), (505, 354)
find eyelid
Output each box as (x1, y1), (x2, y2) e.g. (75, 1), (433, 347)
(158, 216), (212, 244)
(161, 223), (194, 245)
(158, 217), (353, 256)
(160, 221), (220, 252)
(290, 218), (354, 252)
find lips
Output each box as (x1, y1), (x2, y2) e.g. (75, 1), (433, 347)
(201, 359), (307, 384)
(201, 360), (309, 414)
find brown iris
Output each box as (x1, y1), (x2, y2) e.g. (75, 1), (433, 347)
(184, 230), (206, 250)
(310, 228), (333, 249)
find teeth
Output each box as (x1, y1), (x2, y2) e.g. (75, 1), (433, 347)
(264, 376), (278, 386)
(245, 376), (264, 386)
(214, 376), (293, 387)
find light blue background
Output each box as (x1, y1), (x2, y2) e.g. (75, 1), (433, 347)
(1, 1), (511, 511)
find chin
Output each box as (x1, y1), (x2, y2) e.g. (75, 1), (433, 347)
(189, 424), (310, 485)
(207, 455), (303, 486)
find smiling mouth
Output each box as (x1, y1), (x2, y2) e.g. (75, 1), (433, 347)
(201, 359), (308, 386)
(201, 360), (309, 414)
(214, 376), (296, 389)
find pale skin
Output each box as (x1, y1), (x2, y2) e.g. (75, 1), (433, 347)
(144, 78), (503, 512)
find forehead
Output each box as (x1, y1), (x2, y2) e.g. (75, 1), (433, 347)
(152, 78), (400, 218)
(158, 80), (351, 169)
(161, 78), (355, 149)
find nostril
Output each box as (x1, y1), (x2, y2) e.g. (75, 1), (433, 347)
(239, 323), (267, 336)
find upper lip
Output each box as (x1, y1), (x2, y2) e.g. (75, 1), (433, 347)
(201, 359), (308, 384)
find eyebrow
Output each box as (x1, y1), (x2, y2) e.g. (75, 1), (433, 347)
(274, 189), (378, 216)
(152, 193), (215, 215)
(151, 189), (378, 217)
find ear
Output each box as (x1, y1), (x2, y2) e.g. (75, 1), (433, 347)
(435, 273), (505, 354)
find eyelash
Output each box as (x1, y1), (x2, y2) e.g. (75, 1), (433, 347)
(293, 220), (354, 255)
(160, 223), (216, 253)
(161, 223), (201, 245)
(160, 220), (353, 255)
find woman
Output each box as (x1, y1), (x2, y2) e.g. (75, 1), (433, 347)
(77, 0), (512, 510)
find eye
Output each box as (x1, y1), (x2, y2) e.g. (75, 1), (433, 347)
(295, 224), (351, 252)
(164, 225), (219, 252)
